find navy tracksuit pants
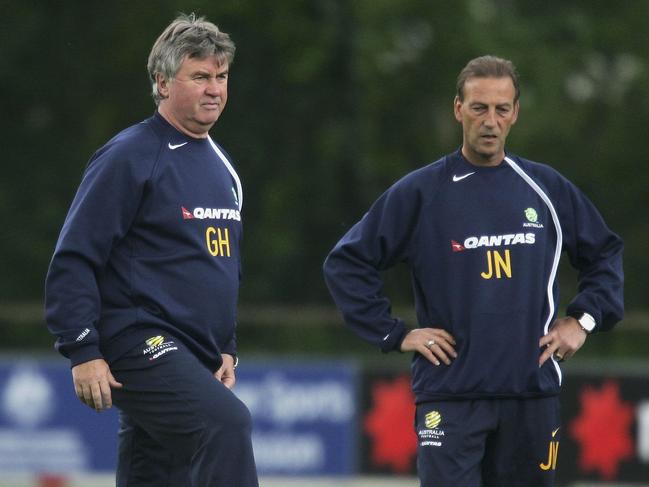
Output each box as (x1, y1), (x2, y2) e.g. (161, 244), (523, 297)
(110, 334), (258, 487)
(416, 396), (561, 487)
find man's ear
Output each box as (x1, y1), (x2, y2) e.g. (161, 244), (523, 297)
(511, 100), (520, 125)
(156, 73), (170, 99)
(453, 96), (463, 123)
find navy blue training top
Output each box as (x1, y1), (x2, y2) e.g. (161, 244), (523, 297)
(323, 150), (624, 402)
(45, 112), (243, 372)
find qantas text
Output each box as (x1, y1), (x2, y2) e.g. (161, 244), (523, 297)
(463, 232), (535, 249)
(182, 206), (240, 221)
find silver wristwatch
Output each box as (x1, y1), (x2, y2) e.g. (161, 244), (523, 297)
(577, 312), (596, 334)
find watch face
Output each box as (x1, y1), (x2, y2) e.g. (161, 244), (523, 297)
(579, 313), (596, 331)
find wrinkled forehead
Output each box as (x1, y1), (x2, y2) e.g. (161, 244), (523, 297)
(462, 76), (517, 103)
(177, 53), (230, 73)
(186, 50), (230, 66)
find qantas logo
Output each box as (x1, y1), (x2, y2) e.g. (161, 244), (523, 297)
(451, 240), (465, 252)
(181, 206), (241, 221)
(451, 233), (535, 251)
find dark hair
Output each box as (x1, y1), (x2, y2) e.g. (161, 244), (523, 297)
(456, 55), (520, 102)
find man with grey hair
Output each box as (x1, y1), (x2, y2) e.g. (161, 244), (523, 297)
(324, 55), (623, 486)
(45, 13), (258, 486)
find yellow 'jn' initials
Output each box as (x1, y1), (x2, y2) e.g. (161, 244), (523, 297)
(480, 249), (512, 279)
(206, 227), (231, 257)
(539, 441), (559, 471)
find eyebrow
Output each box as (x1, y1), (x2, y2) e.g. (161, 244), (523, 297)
(470, 101), (512, 107)
(191, 68), (229, 77)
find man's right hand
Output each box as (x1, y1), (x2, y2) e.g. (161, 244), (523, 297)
(400, 328), (457, 366)
(71, 359), (123, 412)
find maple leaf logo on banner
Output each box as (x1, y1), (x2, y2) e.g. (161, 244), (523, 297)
(569, 380), (634, 480)
(364, 375), (417, 472)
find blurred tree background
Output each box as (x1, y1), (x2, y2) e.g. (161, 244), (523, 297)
(0, 0), (647, 357)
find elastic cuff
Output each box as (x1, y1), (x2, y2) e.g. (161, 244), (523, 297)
(380, 319), (408, 353)
(68, 346), (104, 368)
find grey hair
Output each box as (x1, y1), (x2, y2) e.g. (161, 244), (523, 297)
(456, 55), (520, 103)
(147, 13), (236, 105)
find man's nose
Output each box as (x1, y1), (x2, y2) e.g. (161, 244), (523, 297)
(483, 108), (497, 127)
(205, 77), (223, 95)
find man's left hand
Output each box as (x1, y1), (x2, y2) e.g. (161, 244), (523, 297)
(214, 353), (236, 389)
(539, 316), (587, 367)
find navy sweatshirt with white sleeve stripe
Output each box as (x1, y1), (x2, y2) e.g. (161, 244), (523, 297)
(323, 150), (623, 402)
(45, 112), (243, 372)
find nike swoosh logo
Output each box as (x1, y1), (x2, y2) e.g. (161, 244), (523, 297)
(452, 172), (475, 182)
(552, 427), (560, 437)
(168, 142), (188, 150)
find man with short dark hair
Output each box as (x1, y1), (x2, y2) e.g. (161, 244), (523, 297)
(323, 55), (623, 486)
(45, 13), (258, 486)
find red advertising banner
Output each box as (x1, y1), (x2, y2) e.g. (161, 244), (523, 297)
(558, 365), (649, 483)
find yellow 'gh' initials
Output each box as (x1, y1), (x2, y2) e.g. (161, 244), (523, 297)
(206, 227), (231, 257)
